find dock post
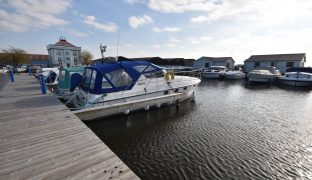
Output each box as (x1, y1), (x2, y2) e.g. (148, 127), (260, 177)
(39, 74), (47, 94)
(9, 70), (14, 82)
(28, 67), (32, 76)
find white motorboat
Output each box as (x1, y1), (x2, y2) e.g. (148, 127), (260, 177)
(17, 65), (27, 73)
(247, 66), (281, 83)
(279, 67), (312, 87)
(67, 61), (201, 119)
(225, 71), (246, 80)
(202, 66), (226, 79)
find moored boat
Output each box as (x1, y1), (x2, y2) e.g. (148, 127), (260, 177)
(279, 67), (312, 87)
(247, 66), (281, 83)
(67, 61), (201, 120)
(202, 66), (226, 79)
(225, 71), (246, 80)
(54, 66), (85, 100)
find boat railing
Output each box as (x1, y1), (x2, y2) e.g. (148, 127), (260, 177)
(174, 69), (202, 82)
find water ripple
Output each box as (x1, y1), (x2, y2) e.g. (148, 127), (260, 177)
(86, 80), (312, 179)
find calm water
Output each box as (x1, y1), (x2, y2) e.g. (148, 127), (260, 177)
(85, 80), (312, 180)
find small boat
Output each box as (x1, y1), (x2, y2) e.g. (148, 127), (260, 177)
(40, 68), (59, 88)
(247, 66), (281, 83)
(66, 61), (201, 120)
(279, 67), (312, 87)
(17, 65), (27, 73)
(202, 66), (227, 79)
(225, 71), (246, 80)
(54, 66), (85, 100)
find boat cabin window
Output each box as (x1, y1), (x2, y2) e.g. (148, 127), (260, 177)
(90, 70), (97, 89)
(144, 70), (165, 78)
(254, 62), (260, 67)
(105, 69), (133, 87)
(133, 65), (148, 73)
(59, 70), (65, 81)
(205, 63), (209, 68)
(144, 65), (159, 73)
(298, 73), (310, 79)
(102, 77), (112, 89)
(83, 68), (92, 87)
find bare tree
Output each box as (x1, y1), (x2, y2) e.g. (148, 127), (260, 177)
(1, 47), (28, 65)
(81, 50), (93, 66)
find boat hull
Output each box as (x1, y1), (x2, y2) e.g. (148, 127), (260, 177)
(279, 79), (312, 87)
(248, 76), (274, 83)
(203, 73), (223, 79)
(226, 74), (245, 80)
(74, 86), (198, 121)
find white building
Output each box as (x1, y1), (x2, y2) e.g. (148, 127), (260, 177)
(193, 56), (235, 69)
(47, 37), (82, 67)
(244, 53), (306, 74)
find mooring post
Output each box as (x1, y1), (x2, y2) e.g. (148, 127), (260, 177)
(39, 74), (46, 94)
(28, 67), (32, 76)
(9, 70), (14, 82)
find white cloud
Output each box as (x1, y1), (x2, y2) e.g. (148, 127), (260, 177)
(153, 44), (161, 48)
(83, 15), (118, 32)
(148, 0), (218, 13)
(129, 15), (153, 29)
(152, 27), (181, 33)
(59, 28), (90, 37)
(186, 36), (213, 44)
(190, 0), (312, 24)
(0, 0), (71, 32)
(169, 36), (181, 43)
(190, 16), (210, 23)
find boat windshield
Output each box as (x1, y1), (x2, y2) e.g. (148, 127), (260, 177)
(82, 61), (163, 94)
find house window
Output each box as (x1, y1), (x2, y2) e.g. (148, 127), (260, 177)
(226, 62), (230, 68)
(74, 57), (78, 62)
(56, 50), (61, 55)
(57, 57), (62, 63)
(271, 62), (275, 66)
(66, 57), (70, 62)
(286, 62), (294, 67)
(65, 51), (69, 55)
(254, 62), (260, 67)
(205, 62), (209, 68)
(73, 51), (77, 56)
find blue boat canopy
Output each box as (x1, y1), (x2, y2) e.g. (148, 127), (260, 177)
(81, 61), (164, 94)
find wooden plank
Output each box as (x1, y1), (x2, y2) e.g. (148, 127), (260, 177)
(0, 74), (138, 179)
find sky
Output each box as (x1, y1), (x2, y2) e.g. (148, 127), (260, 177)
(0, 0), (312, 66)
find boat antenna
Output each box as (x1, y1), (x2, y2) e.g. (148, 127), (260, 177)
(116, 31), (120, 62)
(100, 43), (107, 59)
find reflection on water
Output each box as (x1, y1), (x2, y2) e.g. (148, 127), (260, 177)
(85, 79), (312, 179)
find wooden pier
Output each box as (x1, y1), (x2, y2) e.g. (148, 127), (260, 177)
(0, 73), (139, 179)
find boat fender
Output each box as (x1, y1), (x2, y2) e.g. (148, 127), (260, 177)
(165, 72), (170, 81)
(169, 72), (175, 80)
(156, 103), (161, 108)
(123, 109), (130, 115)
(144, 105), (150, 111)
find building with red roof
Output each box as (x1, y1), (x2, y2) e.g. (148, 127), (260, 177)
(47, 37), (82, 67)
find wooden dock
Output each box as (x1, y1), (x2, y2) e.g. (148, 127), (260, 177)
(0, 73), (139, 179)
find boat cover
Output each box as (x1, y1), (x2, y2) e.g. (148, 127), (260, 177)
(286, 67), (312, 73)
(82, 61), (163, 94)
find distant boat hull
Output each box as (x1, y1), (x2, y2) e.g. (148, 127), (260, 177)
(225, 71), (246, 80)
(279, 79), (312, 87)
(203, 72), (221, 79)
